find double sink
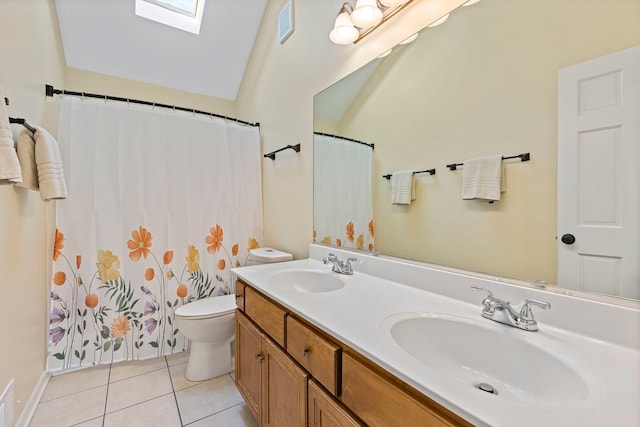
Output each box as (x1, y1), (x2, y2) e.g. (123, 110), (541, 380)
(234, 258), (639, 425)
(265, 268), (587, 406)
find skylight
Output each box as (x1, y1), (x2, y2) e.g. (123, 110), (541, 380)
(135, 0), (206, 34)
(145, 0), (198, 17)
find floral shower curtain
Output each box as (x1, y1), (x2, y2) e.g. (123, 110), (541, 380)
(313, 133), (374, 251)
(48, 97), (263, 372)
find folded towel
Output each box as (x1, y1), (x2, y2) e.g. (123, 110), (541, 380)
(16, 128), (38, 190)
(0, 86), (22, 184)
(391, 170), (415, 205)
(34, 126), (67, 201)
(461, 155), (505, 202)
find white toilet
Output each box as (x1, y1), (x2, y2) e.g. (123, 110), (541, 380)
(175, 247), (292, 381)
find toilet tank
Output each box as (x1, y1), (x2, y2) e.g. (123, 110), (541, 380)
(246, 247), (293, 265)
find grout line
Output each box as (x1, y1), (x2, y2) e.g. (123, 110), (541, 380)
(102, 363), (111, 427)
(166, 355), (185, 426)
(183, 401), (249, 427)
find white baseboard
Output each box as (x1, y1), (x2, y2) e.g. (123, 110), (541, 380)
(15, 371), (50, 427)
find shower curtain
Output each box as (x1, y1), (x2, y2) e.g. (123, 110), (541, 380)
(48, 97), (263, 372)
(313, 133), (374, 251)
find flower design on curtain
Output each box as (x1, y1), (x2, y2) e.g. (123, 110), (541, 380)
(49, 226), (261, 369)
(313, 219), (374, 252)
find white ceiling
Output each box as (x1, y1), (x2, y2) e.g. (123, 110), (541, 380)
(55, 0), (268, 101)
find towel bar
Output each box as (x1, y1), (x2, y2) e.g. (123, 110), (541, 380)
(447, 153), (530, 171)
(383, 168), (436, 180)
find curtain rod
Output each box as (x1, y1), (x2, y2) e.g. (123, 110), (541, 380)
(45, 84), (259, 128)
(313, 132), (374, 149)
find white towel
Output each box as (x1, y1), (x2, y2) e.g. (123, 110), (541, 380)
(461, 155), (505, 202)
(34, 126), (67, 201)
(0, 86), (22, 184)
(16, 128), (38, 190)
(391, 170), (415, 205)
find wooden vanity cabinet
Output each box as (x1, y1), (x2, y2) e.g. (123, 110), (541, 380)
(235, 279), (471, 427)
(236, 311), (308, 427)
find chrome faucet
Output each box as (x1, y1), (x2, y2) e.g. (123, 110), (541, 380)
(471, 286), (550, 331)
(322, 253), (358, 275)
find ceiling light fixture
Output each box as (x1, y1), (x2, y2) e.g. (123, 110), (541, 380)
(330, 0), (414, 45)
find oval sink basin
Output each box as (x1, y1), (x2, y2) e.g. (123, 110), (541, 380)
(381, 312), (590, 406)
(265, 269), (346, 293)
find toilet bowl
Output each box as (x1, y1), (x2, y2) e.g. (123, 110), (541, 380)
(175, 247), (292, 381)
(174, 294), (236, 381)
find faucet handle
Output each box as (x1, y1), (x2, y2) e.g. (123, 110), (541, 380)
(344, 257), (358, 273)
(519, 298), (551, 320)
(323, 253), (338, 264)
(471, 286), (493, 299)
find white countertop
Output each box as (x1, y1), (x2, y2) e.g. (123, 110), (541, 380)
(232, 252), (640, 427)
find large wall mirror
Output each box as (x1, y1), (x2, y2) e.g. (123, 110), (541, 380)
(314, 0), (640, 301)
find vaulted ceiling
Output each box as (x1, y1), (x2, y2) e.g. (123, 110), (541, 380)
(55, 0), (268, 101)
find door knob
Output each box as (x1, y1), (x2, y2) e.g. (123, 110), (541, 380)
(561, 234), (576, 245)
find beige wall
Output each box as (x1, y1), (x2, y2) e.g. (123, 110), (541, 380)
(333, 0), (640, 284)
(65, 68), (236, 118)
(0, 0), (66, 420)
(236, 0), (467, 259)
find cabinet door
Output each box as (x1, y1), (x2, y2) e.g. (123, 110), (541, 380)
(235, 311), (262, 423)
(262, 335), (309, 427)
(309, 379), (363, 427)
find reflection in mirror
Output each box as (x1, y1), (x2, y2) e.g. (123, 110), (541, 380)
(313, 133), (375, 251)
(314, 0), (640, 301)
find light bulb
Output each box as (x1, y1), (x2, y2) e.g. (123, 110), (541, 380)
(427, 14), (449, 27)
(463, 0), (481, 5)
(399, 33), (418, 45)
(329, 10), (359, 45)
(350, 0), (383, 28)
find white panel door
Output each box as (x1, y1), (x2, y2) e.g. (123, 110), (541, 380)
(558, 45), (640, 299)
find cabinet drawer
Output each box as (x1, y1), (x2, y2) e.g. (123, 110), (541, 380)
(235, 280), (246, 312)
(245, 286), (286, 346)
(341, 352), (471, 427)
(287, 315), (341, 396)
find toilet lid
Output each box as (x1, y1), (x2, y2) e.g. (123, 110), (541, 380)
(249, 247), (293, 263)
(175, 294), (236, 319)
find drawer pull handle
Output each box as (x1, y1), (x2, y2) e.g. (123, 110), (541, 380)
(300, 347), (309, 357)
(255, 353), (264, 362)
(235, 294), (242, 299)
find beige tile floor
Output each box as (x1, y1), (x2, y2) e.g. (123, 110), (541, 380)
(29, 352), (258, 427)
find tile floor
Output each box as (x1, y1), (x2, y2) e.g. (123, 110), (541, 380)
(29, 352), (258, 427)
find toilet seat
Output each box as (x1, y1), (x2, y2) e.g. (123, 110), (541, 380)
(174, 294), (236, 320)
